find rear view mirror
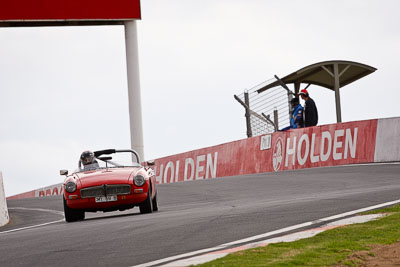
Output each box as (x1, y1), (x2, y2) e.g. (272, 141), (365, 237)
(60, 169), (68, 176)
(98, 156), (112, 161)
(146, 160), (155, 166)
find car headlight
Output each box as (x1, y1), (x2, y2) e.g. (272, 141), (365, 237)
(65, 181), (77, 193)
(134, 175), (146, 187)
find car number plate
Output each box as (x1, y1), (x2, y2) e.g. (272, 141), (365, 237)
(95, 195), (117, 203)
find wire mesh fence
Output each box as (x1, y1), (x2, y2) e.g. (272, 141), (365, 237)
(235, 78), (291, 137)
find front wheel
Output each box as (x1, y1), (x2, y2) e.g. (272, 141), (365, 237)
(63, 197), (85, 222)
(139, 187), (153, 214)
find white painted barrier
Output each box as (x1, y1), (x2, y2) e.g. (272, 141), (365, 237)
(374, 117), (400, 162)
(0, 171), (10, 227)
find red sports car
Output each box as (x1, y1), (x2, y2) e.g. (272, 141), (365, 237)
(60, 149), (158, 222)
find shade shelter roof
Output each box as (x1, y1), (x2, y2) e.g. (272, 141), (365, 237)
(257, 60), (377, 93)
(256, 60), (377, 123)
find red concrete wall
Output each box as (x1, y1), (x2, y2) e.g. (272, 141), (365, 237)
(153, 120), (378, 184)
(6, 190), (35, 200)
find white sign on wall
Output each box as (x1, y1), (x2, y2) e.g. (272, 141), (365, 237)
(260, 135), (272, 151)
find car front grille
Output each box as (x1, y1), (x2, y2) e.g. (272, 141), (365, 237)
(80, 184), (131, 198)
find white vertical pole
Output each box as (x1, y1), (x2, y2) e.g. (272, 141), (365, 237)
(124, 20), (144, 161)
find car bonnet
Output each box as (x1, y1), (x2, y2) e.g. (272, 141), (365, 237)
(76, 167), (140, 188)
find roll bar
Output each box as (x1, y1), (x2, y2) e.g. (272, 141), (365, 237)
(94, 149), (141, 163)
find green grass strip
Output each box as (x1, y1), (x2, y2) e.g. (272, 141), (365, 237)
(195, 204), (400, 267)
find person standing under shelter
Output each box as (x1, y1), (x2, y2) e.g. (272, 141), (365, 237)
(299, 89), (318, 127)
(279, 98), (304, 131)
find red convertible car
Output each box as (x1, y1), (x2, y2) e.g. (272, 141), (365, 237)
(60, 149), (158, 222)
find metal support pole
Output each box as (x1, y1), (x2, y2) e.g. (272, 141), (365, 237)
(294, 83), (300, 96)
(287, 91), (293, 121)
(333, 63), (342, 123)
(124, 20), (145, 160)
(244, 92), (252, 138)
(274, 109), (279, 131)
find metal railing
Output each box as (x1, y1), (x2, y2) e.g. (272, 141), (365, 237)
(235, 77), (292, 137)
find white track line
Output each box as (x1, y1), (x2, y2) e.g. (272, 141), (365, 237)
(338, 162), (400, 168)
(134, 199), (400, 267)
(8, 207), (64, 216)
(163, 214), (386, 267)
(0, 207), (65, 234)
(0, 219), (64, 234)
(276, 161), (400, 174)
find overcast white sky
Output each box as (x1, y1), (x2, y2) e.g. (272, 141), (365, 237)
(1, 0), (399, 196)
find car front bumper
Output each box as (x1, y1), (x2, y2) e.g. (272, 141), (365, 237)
(66, 192), (148, 211)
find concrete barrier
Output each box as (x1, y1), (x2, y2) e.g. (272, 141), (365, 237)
(34, 183), (64, 198)
(6, 183), (63, 200)
(374, 117), (400, 162)
(152, 119), (378, 184)
(0, 171), (10, 227)
(6, 117), (400, 198)
(6, 189), (35, 200)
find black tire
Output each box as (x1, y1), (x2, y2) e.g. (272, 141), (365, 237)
(152, 191), (158, 212)
(63, 197), (85, 222)
(139, 186), (153, 214)
(78, 211), (85, 221)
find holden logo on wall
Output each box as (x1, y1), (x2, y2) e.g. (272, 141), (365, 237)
(272, 137), (284, 172)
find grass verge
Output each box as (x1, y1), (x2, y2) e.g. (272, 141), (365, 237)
(195, 204), (400, 267)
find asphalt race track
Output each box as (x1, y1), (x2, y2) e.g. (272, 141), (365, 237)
(1, 163), (400, 266)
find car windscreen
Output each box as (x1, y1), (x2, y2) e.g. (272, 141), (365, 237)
(75, 151), (141, 173)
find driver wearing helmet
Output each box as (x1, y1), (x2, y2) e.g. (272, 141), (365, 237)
(80, 150), (99, 171)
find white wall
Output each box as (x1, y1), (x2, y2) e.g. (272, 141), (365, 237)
(374, 117), (400, 162)
(0, 171), (10, 227)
